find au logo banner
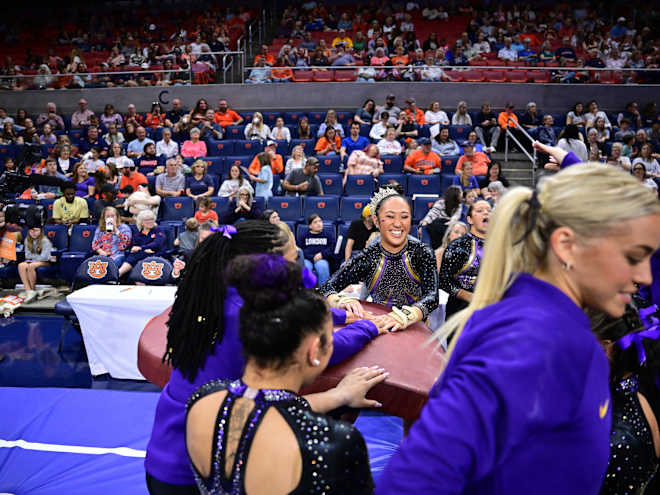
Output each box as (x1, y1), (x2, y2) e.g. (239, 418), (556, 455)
(141, 261), (164, 280)
(87, 260), (108, 279)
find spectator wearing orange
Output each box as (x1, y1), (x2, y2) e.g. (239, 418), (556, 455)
(270, 57), (294, 82)
(455, 144), (491, 176)
(403, 97), (425, 126)
(145, 102), (167, 129)
(254, 45), (276, 66)
(213, 99), (244, 128)
(404, 138), (442, 174)
(194, 197), (219, 225)
(332, 29), (353, 49)
(315, 128), (341, 155)
(119, 160), (148, 193)
(390, 46), (410, 66)
(248, 140), (283, 175)
(497, 102), (529, 152)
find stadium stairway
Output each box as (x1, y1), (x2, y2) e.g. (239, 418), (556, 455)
(493, 152), (535, 188)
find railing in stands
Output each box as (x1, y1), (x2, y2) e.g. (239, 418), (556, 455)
(505, 115), (537, 185)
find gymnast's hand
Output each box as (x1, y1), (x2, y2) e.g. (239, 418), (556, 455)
(343, 299), (364, 318)
(373, 314), (404, 333)
(334, 366), (389, 409)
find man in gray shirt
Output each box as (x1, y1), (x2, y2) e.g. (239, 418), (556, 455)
(373, 94), (401, 124)
(282, 157), (324, 196)
(155, 159), (186, 197)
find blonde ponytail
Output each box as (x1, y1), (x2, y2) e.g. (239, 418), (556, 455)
(433, 163), (660, 358)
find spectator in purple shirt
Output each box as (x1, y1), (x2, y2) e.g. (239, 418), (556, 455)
(378, 162), (660, 495)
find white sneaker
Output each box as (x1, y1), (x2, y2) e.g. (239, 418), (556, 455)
(17, 291), (28, 299)
(23, 290), (37, 304)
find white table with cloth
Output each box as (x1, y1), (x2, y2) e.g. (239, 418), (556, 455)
(67, 285), (176, 380)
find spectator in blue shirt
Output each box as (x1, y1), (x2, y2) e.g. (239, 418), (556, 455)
(340, 122), (370, 164)
(127, 126), (155, 159)
(537, 115), (558, 145)
(555, 37), (576, 61)
(78, 126), (108, 158)
(452, 162), (480, 192)
(610, 17), (628, 39)
(518, 39), (537, 63)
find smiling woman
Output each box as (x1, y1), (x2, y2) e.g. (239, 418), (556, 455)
(319, 188), (438, 333)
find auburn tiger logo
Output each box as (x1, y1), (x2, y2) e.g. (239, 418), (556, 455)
(82, 231), (91, 238)
(317, 202), (326, 208)
(87, 260), (108, 279)
(357, 179), (364, 185)
(354, 202), (363, 209)
(48, 231), (55, 238)
(141, 261), (164, 280)
(174, 202), (182, 209)
(421, 179), (429, 185)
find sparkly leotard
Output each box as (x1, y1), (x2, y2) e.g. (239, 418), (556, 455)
(186, 379), (374, 495)
(600, 375), (659, 495)
(319, 238), (438, 318)
(439, 232), (484, 317)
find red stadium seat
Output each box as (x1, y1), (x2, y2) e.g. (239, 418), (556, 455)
(484, 70), (507, 82)
(528, 70), (551, 83)
(462, 69), (485, 82)
(506, 70), (529, 83)
(312, 70), (334, 82)
(334, 69), (357, 82)
(443, 70), (463, 82)
(598, 71), (622, 84)
(292, 70), (313, 82)
(506, 60), (527, 67)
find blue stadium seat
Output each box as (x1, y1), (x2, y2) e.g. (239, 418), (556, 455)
(274, 140), (289, 156)
(381, 155), (403, 173)
(408, 175), (441, 196)
(419, 125), (431, 138)
(161, 196), (195, 221)
(209, 196), (229, 218)
(235, 140), (263, 155)
(129, 256), (173, 285)
(261, 112), (282, 127)
(0, 144), (15, 160)
(253, 196), (266, 212)
(225, 125), (246, 139)
(440, 174), (456, 195)
(344, 175), (375, 196)
(378, 174), (407, 195)
(68, 129), (83, 143)
(147, 175), (157, 191)
(44, 224), (68, 252)
(303, 195), (339, 221)
(15, 199), (36, 207)
(207, 139), (235, 156)
(39, 198), (56, 218)
(59, 252), (87, 282)
(202, 156), (225, 176)
(336, 223), (351, 260)
(158, 224), (177, 255)
(73, 255), (120, 286)
(317, 155), (341, 173)
(307, 111), (327, 125)
(290, 139), (315, 156)
(441, 155), (460, 174)
(284, 112), (306, 125)
(69, 224), (97, 253)
(239, 113), (252, 123)
(340, 196), (370, 222)
(449, 125), (472, 141)
(267, 196), (302, 222)
(420, 226), (432, 247)
(336, 111), (352, 124)
(413, 195), (440, 223)
(225, 156), (252, 171)
(359, 124), (370, 137)
(41, 144), (56, 158)
(317, 173), (342, 196)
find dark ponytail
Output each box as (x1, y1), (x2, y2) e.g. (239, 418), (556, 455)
(163, 220), (289, 381)
(227, 254), (329, 370)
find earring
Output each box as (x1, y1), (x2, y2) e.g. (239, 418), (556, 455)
(312, 359), (321, 367)
(563, 261), (572, 271)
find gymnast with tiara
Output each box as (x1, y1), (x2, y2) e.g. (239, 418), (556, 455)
(319, 187), (439, 332)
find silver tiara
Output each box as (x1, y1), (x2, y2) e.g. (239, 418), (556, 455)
(369, 187), (400, 215)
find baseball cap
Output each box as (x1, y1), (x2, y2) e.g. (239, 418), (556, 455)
(505, 102), (515, 109)
(115, 157), (135, 169)
(386, 93), (396, 99)
(405, 97), (416, 104)
(419, 137), (432, 145)
(101, 184), (115, 193)
(266, 140), (276, 147)
(617, 16), (626, 22)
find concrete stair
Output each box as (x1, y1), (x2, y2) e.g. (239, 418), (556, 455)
(491, 152), (536, 188)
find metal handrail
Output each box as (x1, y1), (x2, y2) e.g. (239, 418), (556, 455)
(505, 115), (537, 185)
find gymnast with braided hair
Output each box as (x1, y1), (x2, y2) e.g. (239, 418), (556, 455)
(145, 220), (387, 494)
(319, 187), (439, 332)
(186, 253), (385, 495)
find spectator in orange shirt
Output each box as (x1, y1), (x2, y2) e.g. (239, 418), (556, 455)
(270, 57), (294, 82)
(404, 138), (442, 174)
(144, 102), (166, 129)
(254, 45), (276, 66)
(118, 160), (148, 194)
(213, 99), (244, 128)
(455, 144), (491, 176)
(194, 197), (219, 225)
(315, 128), (342, 155)
(403, 97), (425, 126)
(248, 140), (284, 175)
(497, 102), (530, 152)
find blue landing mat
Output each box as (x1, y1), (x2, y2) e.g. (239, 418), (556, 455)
(0, 387), (402, 494)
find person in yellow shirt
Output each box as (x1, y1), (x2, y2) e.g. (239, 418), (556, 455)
(331, 29), (354, 49)
(51, 182), (89, 226)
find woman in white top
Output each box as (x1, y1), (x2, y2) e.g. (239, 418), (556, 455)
(451, 101), (472, 126)
(632, 143), (660, 178)
(56, 144), (74, 176)
(377, 126), (403, 155)
(244, 112), (270, 141)
(584, 100), (611, 129)
(103, 123), (125, 146)
(632, 162), (659, 196)
(425, 101), (450, 126)
(316, 109), (345, 138)
(606, 142), (632, 171)
(593, 117), (610, 143)
(557, 124), (588, 162)
(268, 117), (291, 143)
(566, 102), (587, 127)
(218, 164), (255, 198)
(284, 145), (306, 175)
(156, 128), (179, 158)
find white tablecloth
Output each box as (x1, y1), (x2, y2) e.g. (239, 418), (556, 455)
(67, 285), (177, 380)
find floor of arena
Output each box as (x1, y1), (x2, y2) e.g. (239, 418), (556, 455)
(0, 314), (403, 493)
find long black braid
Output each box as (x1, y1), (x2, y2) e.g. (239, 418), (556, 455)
(163, 220), (289, 381)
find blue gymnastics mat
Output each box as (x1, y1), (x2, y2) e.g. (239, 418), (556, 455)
(0, 387), (402, 494)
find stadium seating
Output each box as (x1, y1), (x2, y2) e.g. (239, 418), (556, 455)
(161, 197), (195, 221)
(267, 196), (302, 222)
(407, 175), (441, 196)
(413, 196), (440, 223)
(344, 175), (375, 196)
(303, 195), (340, 221)
(340, 196), (370, 222)
(318, 173), (343, 196)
